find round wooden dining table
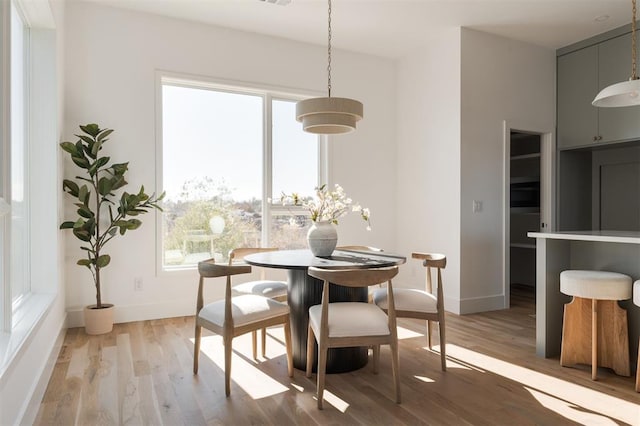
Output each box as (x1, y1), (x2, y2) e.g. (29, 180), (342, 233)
(244, 248), (406, 373)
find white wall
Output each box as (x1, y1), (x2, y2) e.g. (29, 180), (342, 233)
(396, 29), (462, 312)
(395, 28), (555, 315)
(62, 2), (397, 325)
(459, 28), (555, 313)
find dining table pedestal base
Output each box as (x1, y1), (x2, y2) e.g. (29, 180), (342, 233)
(287, 269), (368, 373)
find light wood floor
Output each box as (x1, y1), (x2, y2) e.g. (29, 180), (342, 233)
(34, 287), (640, 425)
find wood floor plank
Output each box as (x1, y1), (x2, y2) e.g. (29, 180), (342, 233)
(34, 287), (640, 425)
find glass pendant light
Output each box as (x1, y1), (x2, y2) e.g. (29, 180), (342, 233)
(593, 0), (640, 107)
(296, 0), (363, 134)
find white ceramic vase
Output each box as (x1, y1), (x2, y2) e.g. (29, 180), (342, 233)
(307, 220), (338, 257)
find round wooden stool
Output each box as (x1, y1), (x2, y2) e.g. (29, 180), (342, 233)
(634, 280), (640, 392)
(559, 270), (632, 380)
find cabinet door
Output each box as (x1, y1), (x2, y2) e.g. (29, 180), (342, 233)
(598, 33), (640, 143)
(557, 45), (598, 149)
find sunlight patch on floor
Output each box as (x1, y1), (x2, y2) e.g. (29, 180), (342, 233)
(197, 335), (289, 399)
(447, 344), (640, 425)
(320, 390), (350, 413)
(396, 325), (423, 340)
(414, 375), (435, 383)
(525, 387), (620, 425)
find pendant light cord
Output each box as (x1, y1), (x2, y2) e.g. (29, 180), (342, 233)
(327, 0), (332, 97)
(633, 0), (638, 80)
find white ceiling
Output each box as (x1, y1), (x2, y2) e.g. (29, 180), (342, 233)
(83, 0), (634, 58)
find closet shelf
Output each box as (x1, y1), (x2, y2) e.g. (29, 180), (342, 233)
(510, 243), (536, 249)
(511, 153), (541, 160)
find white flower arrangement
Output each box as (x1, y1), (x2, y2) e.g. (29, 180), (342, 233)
(280, 184), (371, 230)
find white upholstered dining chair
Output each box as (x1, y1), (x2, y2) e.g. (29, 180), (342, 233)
(229, 247), (288, 358)
(306, 266), (401, 409)
(373, 252), (448, 371)
(193, 258), (293, 397)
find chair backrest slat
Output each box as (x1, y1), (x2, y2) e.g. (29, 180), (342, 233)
(198, 258), (251, 278)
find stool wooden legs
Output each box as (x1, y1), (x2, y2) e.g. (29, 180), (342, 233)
(636, 338), (640, 392)
(592, 299), (597, 380)
(560, 296), (630, 378)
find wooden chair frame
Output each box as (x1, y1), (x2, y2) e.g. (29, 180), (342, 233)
(306, 266), (401, 409)
(229, 247), (287, 358)
(377, 253), (447, 371)
(193, 259), (293, 397)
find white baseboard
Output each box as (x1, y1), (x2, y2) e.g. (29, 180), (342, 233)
(66, 299), (196, 328)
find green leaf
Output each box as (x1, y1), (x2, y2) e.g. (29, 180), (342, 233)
(62, 180), (79, 197)
(110, 176), (127, 191)
(60, 221), (75, 229)
(78, 185), (90, 205)
(60, 142), (77, 155)
(126, 219), (142, 230)
(96, 254), (111, 268)
(88, 157), (110, 176)
(77, 259), (92, 267)
(98, 177), (113, 196)
(111, 162), (129, 176)
(95, 156), (110, 170)
(72, 228), (92, 242)
(76, 134), (94, 145)
(97, 128), (113, 142)
(91, 140), (102, 157)
(80, 123), (100, 137)
(71, 156), (90, 169)
(77, 205), (93, 218)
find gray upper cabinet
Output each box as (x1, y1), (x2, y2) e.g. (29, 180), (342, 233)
(557, 45), (598, 149)
(557, 33), (640, 149)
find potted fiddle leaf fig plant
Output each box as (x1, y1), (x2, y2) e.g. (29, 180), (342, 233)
(60, 123), (164, 335)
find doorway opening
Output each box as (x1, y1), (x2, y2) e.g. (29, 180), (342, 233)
(503, 122), (554, 310)
(508, 131), (541, 306)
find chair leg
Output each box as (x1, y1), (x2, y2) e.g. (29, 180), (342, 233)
(284, 319), (293, 378)
(252, 330), (258, 360)
(306, 324), (314, 378)
(193, 324), (202, 374)
(439, 318), (447, 372)
(427, 320), (433, 349)
(592, 299), (598, 381)
(317, 339), (328, 410)
(390, 339), (401, 404)
(262, 327), (267, 357)
(372, 345), (380, 374)
(224, 335), (233, 397)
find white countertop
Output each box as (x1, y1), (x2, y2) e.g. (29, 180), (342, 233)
(528, 230), (640, 244)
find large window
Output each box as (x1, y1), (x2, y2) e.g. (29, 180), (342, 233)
(9, 1), (29, 308)
(1, 0), (31, 328)
(160, 77), (323, 269)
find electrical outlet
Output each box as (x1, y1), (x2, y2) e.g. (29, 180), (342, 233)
(472, 200), (483, 213)
(134, 277), (143, 292)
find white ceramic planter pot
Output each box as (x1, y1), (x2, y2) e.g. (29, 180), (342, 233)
(307, 221), (338, 257)
(84, 304), (114, 335)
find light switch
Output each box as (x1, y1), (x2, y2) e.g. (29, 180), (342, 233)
(473, 200), (483, 213)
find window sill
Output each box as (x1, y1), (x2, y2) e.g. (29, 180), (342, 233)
(0, 292), (55, 384)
